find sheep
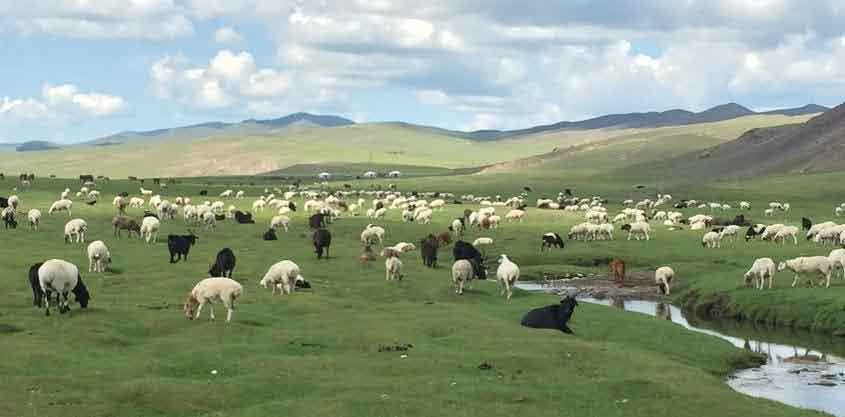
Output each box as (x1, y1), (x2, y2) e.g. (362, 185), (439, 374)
(63, 219), (88, 244)
(807, 221), (837, 241)
(828, 249), (845, 280)
(778, 257), (833, 288)
(740, 201), (751, 210)
(451, 259), (473, 295)
(252, 199), (266, 212)
(719, 225), (742, 242)
(453, 240), (487, 280)
(392, 242), (416, 253)
(764, 208), (775, 217)
(744, 258), (776, 290)
(235, 190), (245, 199)
(313, 228), (332, 259)
(140, 216), (161, 244)
(184, 277), (243, 322)
(208, 248), (236, 278)
(7, 194), (19, 210)
(773, 225), (799, 246)
(361, 225), (385, 246)
(112, 215), (141, 238)
(27, 209), (41, 231)
(541, 232), (565, 251)
(449, 218), (465, 237)
(415, 208), (433, 224)
(760, 224), (785, 241)
(62, 188), (71, 200)
(385, 256), (403, 281)
(655, 266), (675, 295)
(702, 231), (721, 248)
(505, 209), (526, 223)
(201, 211), (217, 230)
(2, 206), (16, 229)
(168, 232), (198, 263)
(263, 228), (278, 241)
(129, 197), (145, 208)
(37, 259), (90, 315)
(496, 254), (520, 300)
(596, 223), (614, 240)
(87, 240), (111, 273)
(259, 260), (304, 295)
(621, 222), (651, 241)
(473, 237), (494, 247)
(49, 199), (73, 216)
(270, 215), (290, 232)
(219, 190), (233, 198)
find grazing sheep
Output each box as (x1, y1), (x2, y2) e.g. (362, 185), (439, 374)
(610, 259), (626, 283)
(49, 199), (73, 216)
(764, 208), (775, 217)
(2, 206), (16, 229)
(184, 277), (243, 322)
(745, 224), (767, 241)
(453, 240), (487, 280)
(449, 218), (465, 237)
(473, 237), (494, 247)
(520, 296), (578, 334)
(773, 225), (799, 246)
(63, 219), (88, 244)
(719, 225), (742, 242)
(129, 197), (145, 208)
(505, 209), (526, 223)
(740, 201), (751, 210)
(451, 259), (473, 295)
(27, 209), (41, 231)
(201, 211), (216, 230)
(7, 195), (20, 210)
(744, 258), (776, 289)
(252, 199), (266, 212)
(262, 228), (278, 241)
(259, 260), (304, 295)
(778, 257), (833, 288)
(655, 266), (675, 295)
(828, 249), (845, 280)
(87, 240), (111, 273)
(702, 231), (721, 248)
(112, 215), (141, 238)
(168, 232), (198, 263)
(37, 259), (90, 315)
(621, 222), (651, 241)
(391, 242), (416, 253)
(208, 248), (236, 278)
(496, 254), (520, 300)
(541, 232), (565, 251)
(385, 256), (403, 281)
(270, 215), (290, 232)
(234, 211), (255, 224)
(140, 216), (161, 244)
(313, 228), (332, 259)
(361, 225), (385, 246)
(235, 190), (245, 199)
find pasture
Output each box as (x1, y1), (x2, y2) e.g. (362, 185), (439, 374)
(1, 175), (841, 417)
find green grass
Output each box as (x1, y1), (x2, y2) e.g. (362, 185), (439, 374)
(0, 178), (830, 417)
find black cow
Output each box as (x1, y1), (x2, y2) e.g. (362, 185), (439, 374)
(309, 213), (327, 230)
(802, 217), (813, 231)
(234, 211), (255, 224)
(168, 233), (197, 263)
(263, 228), (278, 241)
(453, 240), (487, 280)
(208, 248), (236, 278)
(541, 232), (565, 251)
(313, 228), (332, 259)
(520, 296), (579, 334)
(420, 234), (439, 268)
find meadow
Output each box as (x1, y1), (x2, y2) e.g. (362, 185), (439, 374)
(1, 174), (841, 417)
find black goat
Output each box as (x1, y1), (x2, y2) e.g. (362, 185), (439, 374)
(520, 296), (578, 334)
(309, 213), (327, 230)
(168, 232), (198, 263)
(541, 232), (565, 251)
(453, 240), (487, 280)
(234, 211), (255, 224)
(313, 228), (332, 259)
(263, 228), (278, 241)
(420, 234), (439, 268)
(208, 248), (236, 278)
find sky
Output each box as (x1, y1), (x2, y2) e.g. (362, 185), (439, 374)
(1, 0), (844, 143)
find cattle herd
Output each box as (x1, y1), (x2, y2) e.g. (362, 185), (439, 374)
(3, 180), (844, 332)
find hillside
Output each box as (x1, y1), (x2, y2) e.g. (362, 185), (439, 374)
(650, 103), (845, 179)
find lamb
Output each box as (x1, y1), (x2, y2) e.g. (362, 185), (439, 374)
(208, 248), (236, 278)
(270, 215), (290, 232)
(743, 258), (776, 289)
(773, 225), (799, 246)
(415, 208), (433, 224)
(496, 254), (520, 300)
(385, 256), (403, 281)
(655, 266), (675, 295)
(806, 221), (837, 241)
(621, 222), (651, 241)
(596, 223), (614, 240)
(87, 240), (111, 273)
(27, 209), (41, 231)
(140, 216), (161, 244)
(451, 259), (473, 295)
(63, 218), (88, 244)
(49, 199), (73, 216)
(252, 199), (266, 212)
(37, 259), (90, 315)
(505, 209), (526, 223)
(541, 232), (565, 251)
(201, 211), (216, 230)
(184, 277), (243, 322)
(259, 260), (304, 295)
(702, 231), (721, 248)
(140, 187), (153, 197)
(778, 257), (833, 288)
(7, 195), (20, 210)
(112, 215), (141, 238)
(235, 190), (245, 199)
(760, 224), (785, 241)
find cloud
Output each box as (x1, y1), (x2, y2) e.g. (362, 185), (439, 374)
(0, 84), (127, 126)
(214, 26), (243, 43)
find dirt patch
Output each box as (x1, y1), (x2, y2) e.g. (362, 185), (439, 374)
(534, 271), (665, 301)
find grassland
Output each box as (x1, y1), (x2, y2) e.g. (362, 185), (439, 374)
(0, 178), (832, 417)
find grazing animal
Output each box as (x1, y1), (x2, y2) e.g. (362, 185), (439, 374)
(112, 215), (141, 238)
(540, 232), (565, 251)
(2, 207), (16, 229)
(385, 256), (403, 281)
(451, 259), (473, 295)
(49, 199), (73, 216)
(496, 254), (520, 300)
(168, 233), (198, 263)
(520, 297), (579, 334)
(63, 219), (88, 244)
(262, 228), (278, 241)
(36, 259), (90, 315)
(309, 213), (327, 229)
(453, 240), (486, 280)
(260, 260), (304, 295)
(234, 211), (255, 224)
(27, 209), (41, 230)
(140, 216), (161, 243)
(802, 217), (813, 231)
(420, 234), (439, 268)
(655, 266), (675, 295)
(610, 259), (626, 283)
(745, 224), (766, 241)
(208, 248), (236, 278)
(435, 231), (452, 246)
(744, 258), (776, 289)
(778, 257), (833, 288)
(360, 225), (386, 246)
(313, 228), (332, 259)
(184, 277), (242, 322)
(87, 240), (111, 273)
(621, 222), (651, 241)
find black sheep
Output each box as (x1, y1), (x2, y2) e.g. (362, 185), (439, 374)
(208, 248), (236, 278)
(168, 233), (198, 263)
(453, 240), (487, 280)
(541, 232), (565, 251)
(234, 211), (255, 224)
(520, 296), (578, 334)
(263, 228), (278, 241)
(745, 225), (765, 241)
(313, 228), (332, 259)
(802, 217), (813, 231)
(3, 209), (17, 229)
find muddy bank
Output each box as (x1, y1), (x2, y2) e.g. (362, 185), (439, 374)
(530, 271), (666, 301)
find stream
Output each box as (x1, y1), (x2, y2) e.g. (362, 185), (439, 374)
(515, 282), (845, 417)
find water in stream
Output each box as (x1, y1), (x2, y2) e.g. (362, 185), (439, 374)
(516, 282), (845, 417)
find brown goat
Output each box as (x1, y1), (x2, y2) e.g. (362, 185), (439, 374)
(436, 231), (452, 246)
(609, 259), (626, 284)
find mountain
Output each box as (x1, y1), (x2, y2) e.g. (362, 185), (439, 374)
(89, 112), (356, 145)
(457, 103), (827, 141)
(16, 141), (60, 152)
(652, 103), (845, 179)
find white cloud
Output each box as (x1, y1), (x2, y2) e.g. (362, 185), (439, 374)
(214, 26), (244, 43)
(0, 84), (127, 126)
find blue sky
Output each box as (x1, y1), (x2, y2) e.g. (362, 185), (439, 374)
(1, 0), (843, 143)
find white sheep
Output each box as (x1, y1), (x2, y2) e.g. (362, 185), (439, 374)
(744, 258), (776, 289)
(764, 208), (775, 217)
(505, 209), (526, 223)
(415, 208), (433, 224)
(252, 199), (266, 212)
(219, 190), (233, 198)
(361, 225), (385, 246)
(385, 256), (403, 281)
(259, 260), (304, 295)
(655, 266), (675, 295)
(184, 277), (243, 322)
(773, 225), (799, 246)
(201, 211), (216, 230)
(38, 259), (87, 315)
(235, 190), (245, 199)
(778, 257), (833, 288)
(63, 219), (87, 243)
(139, 216), (160, 243)
(597, 223), (614, 240)
(702, 231), (721, 248)
(49, 199), (73, 216)
(27, 209), (41, 230)
(87, 240), (111, 273)
(8, 195), (20, 210)
(391, 242), (416, 253)
(740, 201), (751, 210)
(451, 260), (473, 295)
(496, 254), (520, 300)
(473, 237), (494, 247)
(623, 222), (651, 241)
(451, 219), (464, 236)
(149, 195), (162, 208)
(61, 188), (71, 200)
(719, 225), (742, 242)
(270, 215), (290, 232)
(129, 197), (145, 208)
(828, 249), (845, 281)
